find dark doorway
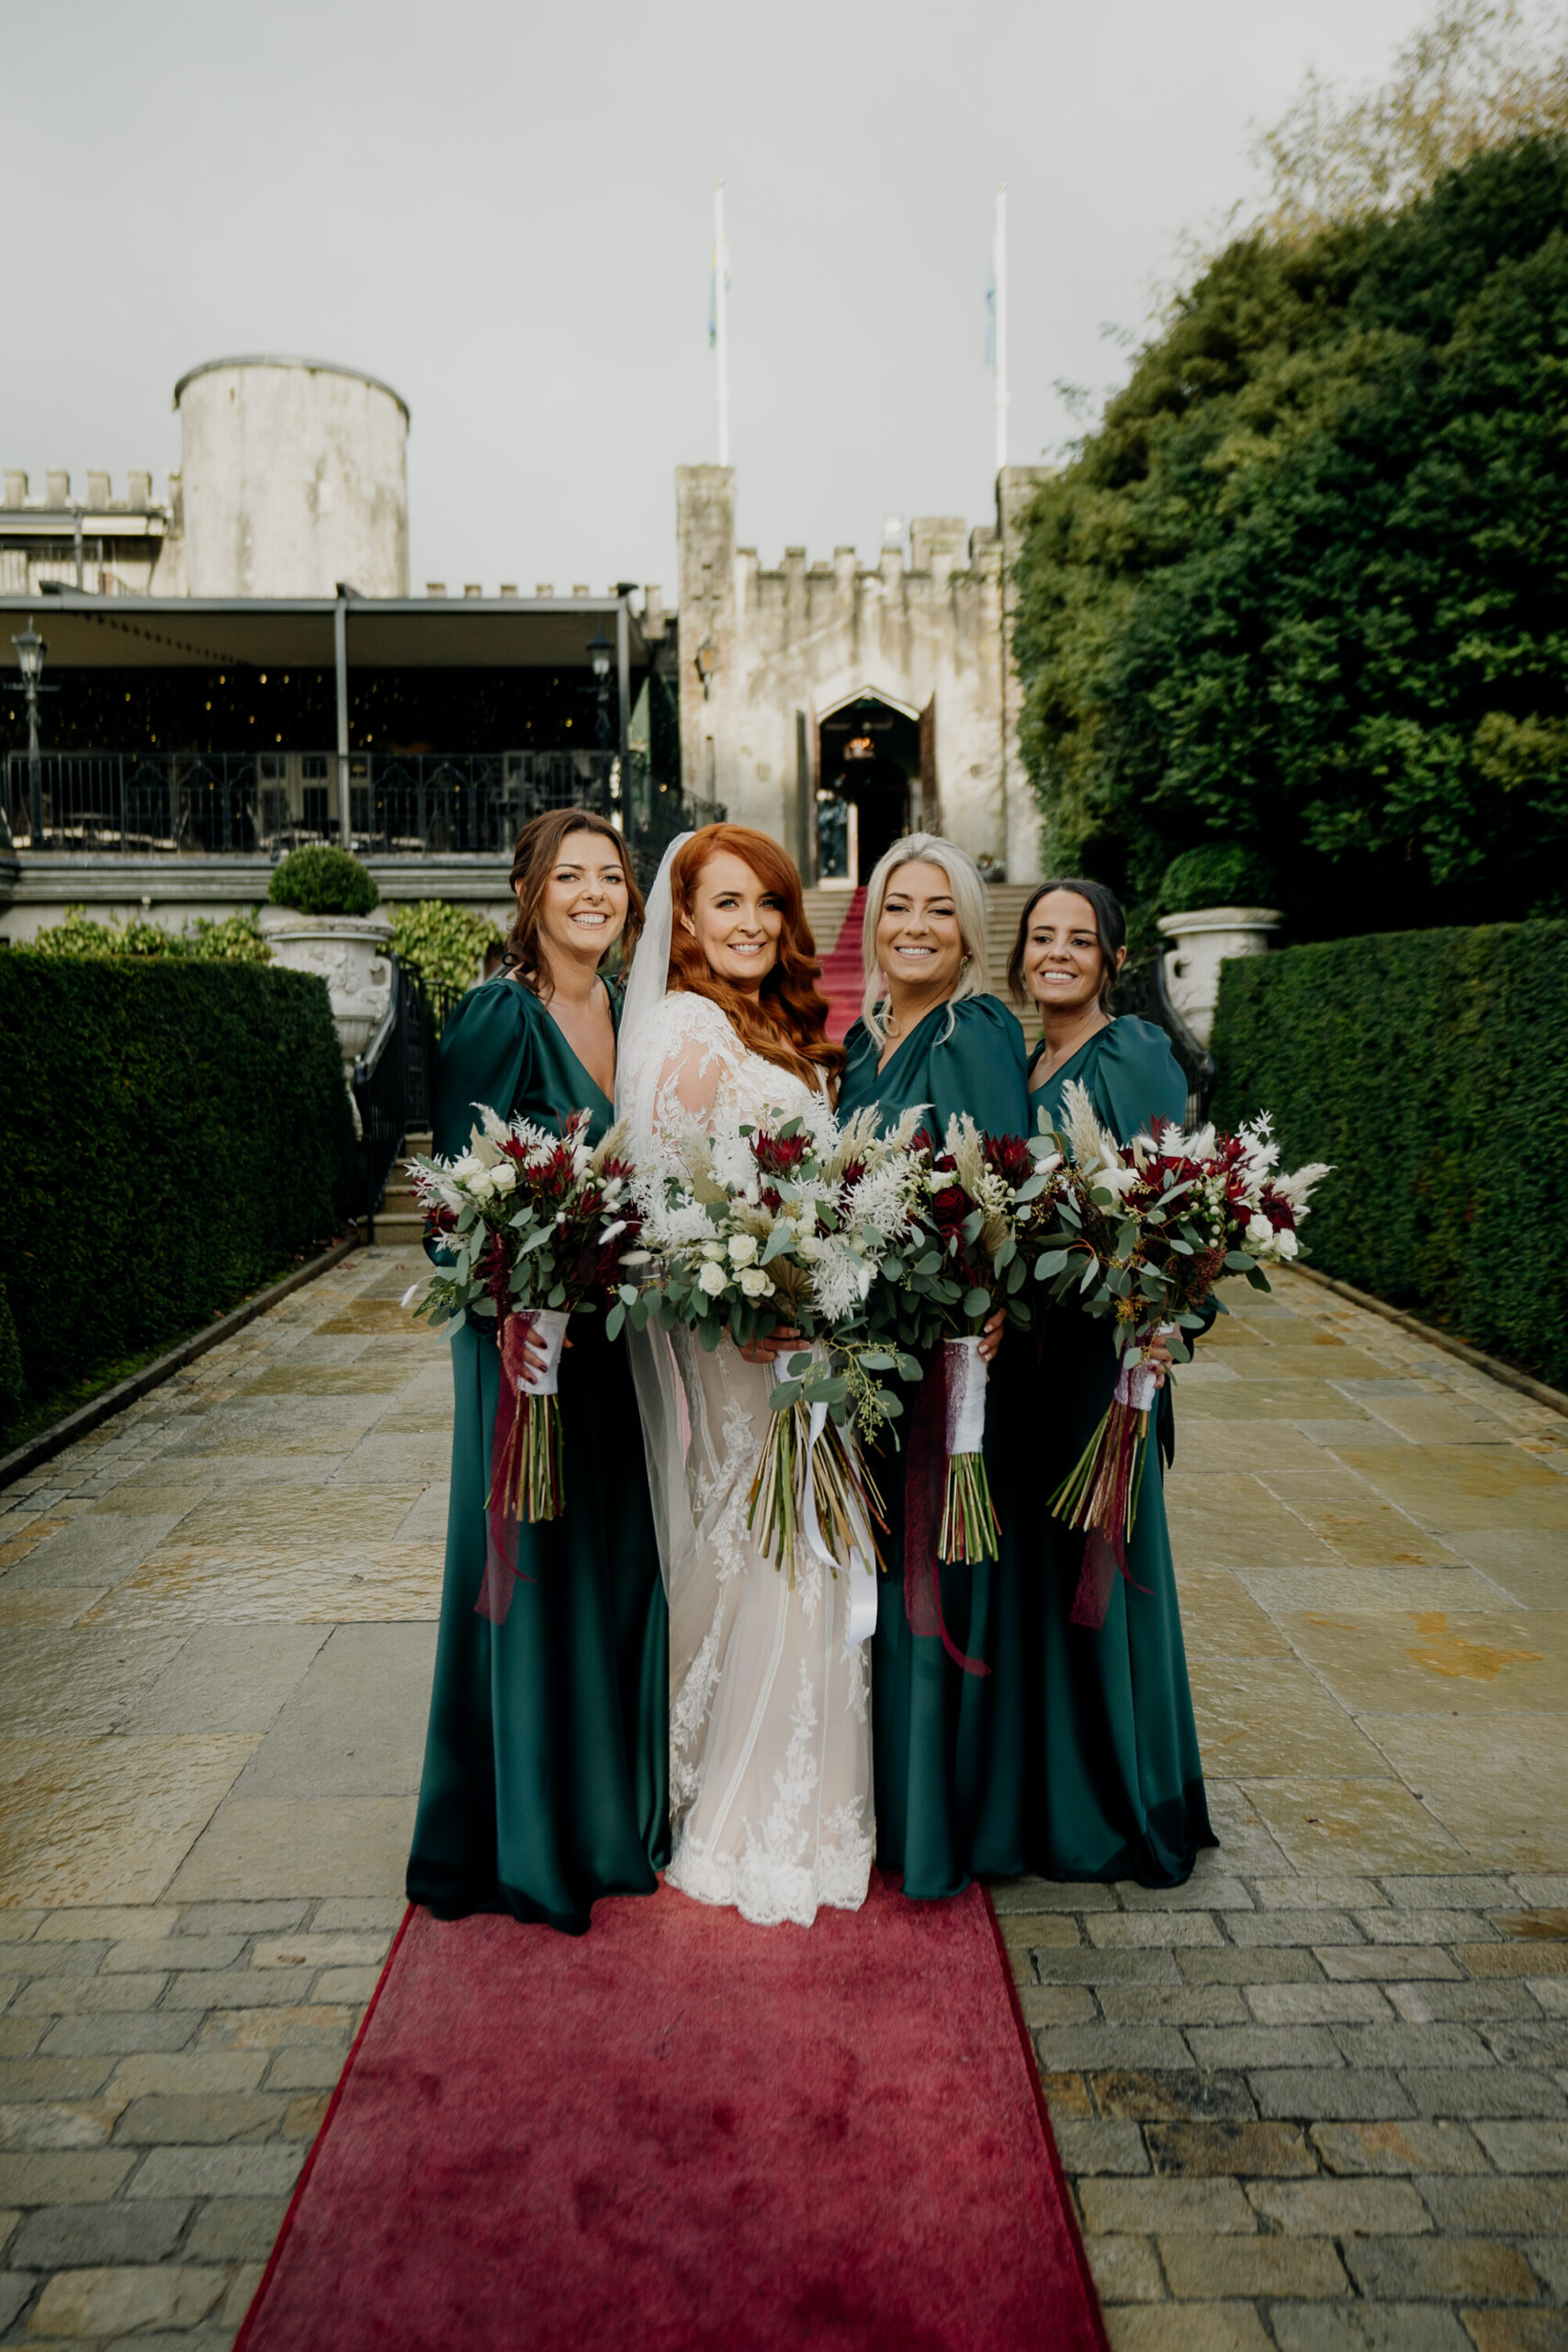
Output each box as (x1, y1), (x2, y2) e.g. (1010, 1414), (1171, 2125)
(816, 695), (920, 884)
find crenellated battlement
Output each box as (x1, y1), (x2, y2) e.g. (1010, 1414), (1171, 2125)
(674, 462), (1051, 880)
(2, 469), (171, 515)
(733, 515), (1002, 602)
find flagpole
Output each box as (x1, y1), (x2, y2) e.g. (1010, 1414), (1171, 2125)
(715, 181), (730, 468)
(994, 182), (1010, 473)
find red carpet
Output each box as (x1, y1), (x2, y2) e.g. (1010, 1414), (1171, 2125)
(816, 886), (867, 1043)
(236, 1875), (1106, 2352)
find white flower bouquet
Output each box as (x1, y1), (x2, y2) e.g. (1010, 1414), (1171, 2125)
(618, 1104), (928, 1589)
(1029, 1081), (1330, 1622)
(877, 1116), (1058, 1570)
(402, 1107), (640, 1617)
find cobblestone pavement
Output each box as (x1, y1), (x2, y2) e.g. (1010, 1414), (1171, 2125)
(0, 1248), (1564, 2349)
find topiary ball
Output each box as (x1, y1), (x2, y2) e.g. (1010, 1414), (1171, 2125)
(268, 845), (380, 919)
(1160, 843), (1277, 913)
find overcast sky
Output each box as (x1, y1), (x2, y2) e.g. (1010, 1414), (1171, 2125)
(6, 0), (1435, 599)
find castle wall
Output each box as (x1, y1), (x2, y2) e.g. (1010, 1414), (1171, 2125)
(676, 464), (1050, 880)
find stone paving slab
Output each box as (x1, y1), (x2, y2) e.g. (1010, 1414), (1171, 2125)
(0, 1250), (1563, 2347)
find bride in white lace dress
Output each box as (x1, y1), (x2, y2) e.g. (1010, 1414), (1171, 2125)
(617, 826), (874, 1929)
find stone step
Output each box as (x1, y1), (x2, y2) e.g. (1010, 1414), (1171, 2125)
(802, 888), (856, 957)
(368, 1212), (427, 1244)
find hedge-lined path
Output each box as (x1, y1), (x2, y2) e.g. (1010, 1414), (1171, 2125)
(0, 1250), (1564, 2349)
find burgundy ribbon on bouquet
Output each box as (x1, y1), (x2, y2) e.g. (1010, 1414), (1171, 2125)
(904, 1347), (989, 1679)
(477, 1310), (538, 1625)
(1066, 1398), (1152, 1632)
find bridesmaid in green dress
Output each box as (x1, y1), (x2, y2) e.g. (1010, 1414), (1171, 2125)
(1011, 878), (1215, 1886)
(406, 810), (671, 1934)
(836, 833), (1030, 1899)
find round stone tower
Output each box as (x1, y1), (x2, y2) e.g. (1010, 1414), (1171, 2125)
(174, 356), (410, 598)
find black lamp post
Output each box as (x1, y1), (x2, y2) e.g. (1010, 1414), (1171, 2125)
(7, 624), (55, 848)
(585, 631), (614, 760)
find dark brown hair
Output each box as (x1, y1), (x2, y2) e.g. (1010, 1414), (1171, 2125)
(668, 823), (843, 1088)
(502, 809), (645, 997)
(1007, 876), (1127, 1016)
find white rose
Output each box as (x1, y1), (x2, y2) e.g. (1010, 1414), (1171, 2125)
(489, 1161), (517, 1193)
(728, 1234), (759, 1266)
(1275, 1227), (1298, 1260)
(468, 1171), (496, 1202)
(1246, 1215), (1273, 1251)
(701, 1242), (727, 1261)
(739, 1266), (773, 1298)
(697, 1261), (728, 1296)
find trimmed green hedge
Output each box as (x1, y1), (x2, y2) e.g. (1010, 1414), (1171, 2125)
(1212, 921), (1568, 1391)
(1, 958), (356, 1440)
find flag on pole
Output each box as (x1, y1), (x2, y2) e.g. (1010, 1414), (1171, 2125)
(709, 249), (718, 349)
(985, 263), (996, 368)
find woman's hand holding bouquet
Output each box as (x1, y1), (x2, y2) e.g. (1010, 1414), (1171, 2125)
(402, 1106), (640, 1618)
(1028, 1080), (1330, 1625)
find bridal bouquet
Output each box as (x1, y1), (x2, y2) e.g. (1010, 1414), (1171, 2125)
(617, 1105), (928, 1585)
(1029, 1081), (1330, 1623)
(402, 1108), (639, 1616)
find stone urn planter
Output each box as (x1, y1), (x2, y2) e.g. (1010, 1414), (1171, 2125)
(258, 905), (395, 1067)
(1156, 905), (1283, 1049)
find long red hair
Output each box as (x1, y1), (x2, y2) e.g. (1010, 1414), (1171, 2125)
(667, 824), (842, 1089)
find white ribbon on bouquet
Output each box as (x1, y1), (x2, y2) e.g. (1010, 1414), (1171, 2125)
(1114, 1321), (1177, 1413)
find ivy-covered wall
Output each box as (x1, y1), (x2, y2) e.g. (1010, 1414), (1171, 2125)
(0, 958), (356, 1440)
(1212, 921), (1568, 1390)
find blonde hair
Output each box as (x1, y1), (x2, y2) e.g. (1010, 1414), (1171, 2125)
(859, 831), (991, 1048)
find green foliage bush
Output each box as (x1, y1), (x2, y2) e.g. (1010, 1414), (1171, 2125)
(23, 907), (272, 963)
(183, 911), (273, 964)
(1212, 919), (1568, 1389)
(268, 845), (379, 918)
(1014, 137), (1568, 940)
(1160, 846), (1278, 913)
(0, 1274), (23, 1426)
(0, 959), (356, 1442)
(388, 899), (502, 1000)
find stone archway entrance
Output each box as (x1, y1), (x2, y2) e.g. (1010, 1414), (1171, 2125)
(816, 691), (923, 888)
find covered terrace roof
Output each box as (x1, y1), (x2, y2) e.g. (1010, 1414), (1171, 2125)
(0, 592), (648, 672)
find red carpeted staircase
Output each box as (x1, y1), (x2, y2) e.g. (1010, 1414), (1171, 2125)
(814, 886), (866, 1044)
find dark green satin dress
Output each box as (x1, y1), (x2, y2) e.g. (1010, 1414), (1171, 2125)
(405, 976), (671, 1934)
(838, 994), (1031, 1899)
(1025, 1016), (1215, 1886)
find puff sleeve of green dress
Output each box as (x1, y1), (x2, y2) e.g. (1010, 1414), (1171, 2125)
(404, 976), (670, 1934)
(837, 994), (1031, 1898)
(1024, 1016), (1215, 1886)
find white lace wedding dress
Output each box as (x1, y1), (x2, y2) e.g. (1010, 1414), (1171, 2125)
(637, 989), (874, 1929)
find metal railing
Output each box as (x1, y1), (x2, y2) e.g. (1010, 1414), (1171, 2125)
(351, 960), (424, 1243)
(5, 747), (722, 871)
(350, 965), (473, 1241)
(1116, 952), (1218, 1127)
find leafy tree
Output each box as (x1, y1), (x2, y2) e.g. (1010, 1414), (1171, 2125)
(1014, 135), (1568, 938)
(1252, 0), (1568, 240)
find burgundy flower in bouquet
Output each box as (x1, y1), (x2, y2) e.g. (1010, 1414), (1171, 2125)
(1028, 1083), (1329, 1626)
(402, 1107), (640, 1620)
